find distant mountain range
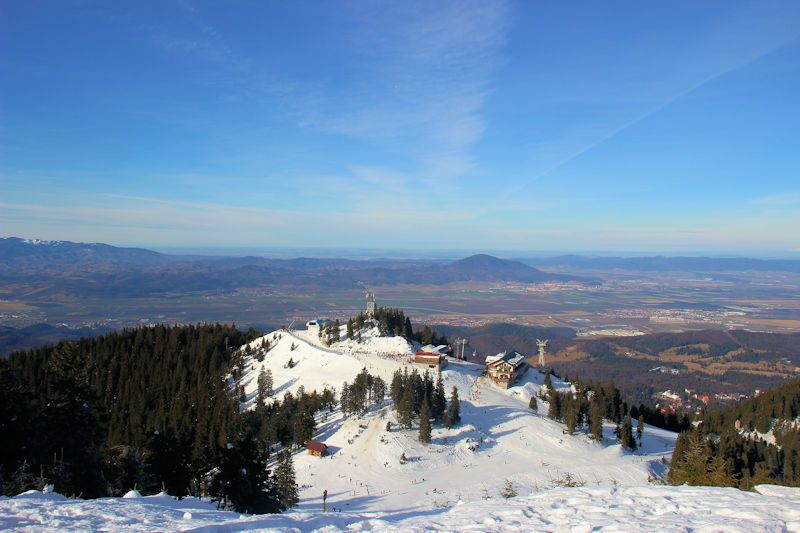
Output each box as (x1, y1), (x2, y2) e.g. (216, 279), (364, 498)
(522, 255), (800, 273)
(0, 237), (588, 298)
(0, 237), (168, 270)
(0, 323), (112, 356)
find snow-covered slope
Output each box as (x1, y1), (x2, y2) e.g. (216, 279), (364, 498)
(2, 485), (799, 532)
(4, 326), (800, 531)
(236, 326), (675, 514)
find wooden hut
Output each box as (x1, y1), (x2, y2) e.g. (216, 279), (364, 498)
(306, 440), (328, 457)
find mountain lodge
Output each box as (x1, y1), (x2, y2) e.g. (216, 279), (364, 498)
(485, 350), (527, 388)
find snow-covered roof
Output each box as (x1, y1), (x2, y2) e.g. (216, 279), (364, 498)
(306, 440), (328, 453)
(485, 350), (526, 367)
(420, 344), (449, 355)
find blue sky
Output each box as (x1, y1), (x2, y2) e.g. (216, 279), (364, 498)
(1, 1), (799, 255)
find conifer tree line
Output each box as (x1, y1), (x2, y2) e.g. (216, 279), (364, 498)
(0, 325), (310, 514)
(343, 307), (448, 345)
(668, 378), (800, 489)
(388, 368), (460, 439)
(319, 319), (341, 346)
(340, 368), (386, 416)
(539, 371), (662, 450)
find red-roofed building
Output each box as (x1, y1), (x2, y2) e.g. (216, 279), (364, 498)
(306, 440), (328, 457)
(414, 344), (450, 370)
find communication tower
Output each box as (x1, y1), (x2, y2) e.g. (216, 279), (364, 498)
(366, 290), (376, 316)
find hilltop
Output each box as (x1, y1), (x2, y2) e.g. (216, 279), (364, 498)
(233, 323), (674, 512)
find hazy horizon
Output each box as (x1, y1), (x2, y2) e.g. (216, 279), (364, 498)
(6, 235), (800, 261)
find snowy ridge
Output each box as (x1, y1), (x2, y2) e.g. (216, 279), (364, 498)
(2, 485), (799, 531)
(233, 325), (677, 516)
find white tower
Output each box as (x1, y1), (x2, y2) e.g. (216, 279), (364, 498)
(366, 290), (376, 316)
(455, 338), (468, 359)
(536, 339), (548, 367)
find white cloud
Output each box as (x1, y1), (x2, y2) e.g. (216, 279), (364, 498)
(314, 1), (511, 182)
(750, 191), (800, 206)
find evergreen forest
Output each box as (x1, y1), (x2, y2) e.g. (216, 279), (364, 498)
(669, 379), (800, 488)
(0, 324), (322, 513)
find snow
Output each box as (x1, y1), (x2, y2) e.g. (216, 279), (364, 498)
(2, 485), (800, 532)
(5, 324), (799, 530)
(237, 325), (676, 515)
(755, 484), (800, 500)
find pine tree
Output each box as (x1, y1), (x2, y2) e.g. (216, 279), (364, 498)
(500, 479), (518, 499)
(543, 371), (553, 391)
(547, 389), (561, 420)
(143, 430), (191, 497)
(102, 445), (152, 496)
(445, 386), (461, 428)
(293, 411), (316, 447)
(564, 397), (578, 435)
(432, 374), (446, 422)
(418, 397), (432, 444)
(274, 448), (299, 509)
(668, 431), (711, 486)
(589, 400), (604, 441)
(212, 431), (282, 513)
(398, 385), (415, 429)
(370, 376), (386, 406)
(42, 341), (106, 497)
(390, 369), (404, 405)
(257, 368), (273, 400)
(636, 415), (644, 445)
(619, 416), (637, 451)
(708, 454), (737, 487)
(528, 395), (538, 411)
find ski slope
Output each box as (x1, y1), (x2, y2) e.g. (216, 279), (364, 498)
(238, 326), (676, 514)
(4, 325), (800, 531)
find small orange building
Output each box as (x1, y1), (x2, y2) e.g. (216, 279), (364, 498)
(414, 344), (450, 370)
(306, 440), (328, 457)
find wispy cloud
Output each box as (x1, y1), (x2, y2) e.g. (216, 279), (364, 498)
(139, 1), (511, 195)
(750, 191), (800, 206)
(313, 0), (511, 182)
(140, 1), (322, 107)
(494, 5), (800, 203)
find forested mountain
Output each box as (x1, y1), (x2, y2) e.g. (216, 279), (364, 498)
(531, 329), (800, 402)
(0, 324), (325, 513)
(0, 324), (112, 357)
(669, 379), (800, 488)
